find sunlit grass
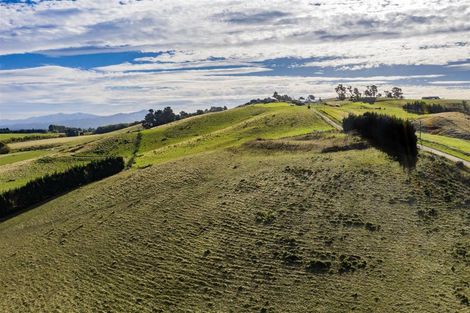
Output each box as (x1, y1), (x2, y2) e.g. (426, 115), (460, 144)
(0, 156), (92, 192)
(421, 133), (470, 161)
(136, 104), (332, 166)
(0, 150), (50, 166)
(0, 132), (61, 143)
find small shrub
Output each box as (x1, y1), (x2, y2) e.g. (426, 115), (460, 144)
(282, 252), (302, 265)
(365, 222), (380, 232)
(255, 211), (276, 224)
(0, 142), (10, 154)
(36, 156), (55, 163)
(338, 255), (367, 273)
(306, 260), (331, 273)
(360, 97), (376, 104)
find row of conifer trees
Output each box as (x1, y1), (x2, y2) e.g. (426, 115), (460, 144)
(402, 101), (470, 114)
(342, 112), (418, 168)
(0, 157), (125, 218)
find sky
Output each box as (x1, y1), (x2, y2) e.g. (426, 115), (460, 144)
(0, 0), (469, 119)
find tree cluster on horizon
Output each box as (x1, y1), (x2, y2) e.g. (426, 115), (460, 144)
(0, 128), (48, 134)
(335, 84), (403, 101)
(48, 124), (87, 137)
(245, 92), (319, 106)
(403, 100), (470, 115)
(142, 106), (227, 129)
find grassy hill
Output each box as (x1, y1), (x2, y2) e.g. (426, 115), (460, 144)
(417, 112), (470, 140)
(0, 142), (469, 312)
(137, 103), (332, 166)
(0, 101), (469, 312)
(317, 99), (470, 161)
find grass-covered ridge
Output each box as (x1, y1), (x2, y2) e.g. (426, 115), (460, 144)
(416, 112), (470, 140)
(136, 103), (332, 166)
(0, 143), (468, 312)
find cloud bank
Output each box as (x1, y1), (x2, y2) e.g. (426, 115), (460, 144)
(0, 0), (469, 118)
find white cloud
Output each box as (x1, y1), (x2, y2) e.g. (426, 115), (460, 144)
(1, 64), (467, 119)
(1, 0), (470, 65)
(0, 0), (469, 118)
(428, 80), (470, 85)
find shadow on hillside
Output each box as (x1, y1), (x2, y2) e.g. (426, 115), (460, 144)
(343, 113), (418, 170)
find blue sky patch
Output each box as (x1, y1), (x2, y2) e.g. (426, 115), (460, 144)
(0, 51), (164, 70)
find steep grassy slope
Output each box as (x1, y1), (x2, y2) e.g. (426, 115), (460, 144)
(136, 103), (332, 166)
(0, 142), (468, 312)
(416, 112), (470, 140)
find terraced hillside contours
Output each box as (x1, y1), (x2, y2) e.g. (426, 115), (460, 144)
(0, 144), (468, 312)
(416, 112), (470, 140)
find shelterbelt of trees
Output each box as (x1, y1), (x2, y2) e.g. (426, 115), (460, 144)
(0, 128), (48, 134)
(403, 100), (470, 115)
(343, 113), (418, 169)
(0, 157), (125, 219)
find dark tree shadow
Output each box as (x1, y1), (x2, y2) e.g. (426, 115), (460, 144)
(343, 113), (418, 169)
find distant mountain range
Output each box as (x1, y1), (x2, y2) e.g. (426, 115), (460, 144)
(0, 110), (148, 130)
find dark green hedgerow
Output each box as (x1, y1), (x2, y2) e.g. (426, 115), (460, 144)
(403, 100), (470, 115)
(343, 112), (418, 168)
(0, 157), (125, 218)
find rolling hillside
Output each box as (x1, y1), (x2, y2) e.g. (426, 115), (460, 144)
(317, 99), (470, 161)
(416, 112), (470, 140)
(0, 102), (469, 312)
(137, 103), (332, 166)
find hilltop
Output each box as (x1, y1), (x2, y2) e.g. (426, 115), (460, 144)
(0, 101), (469, 312)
